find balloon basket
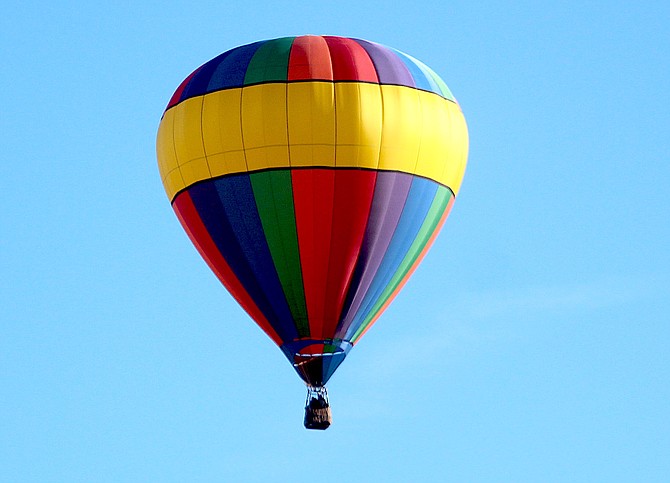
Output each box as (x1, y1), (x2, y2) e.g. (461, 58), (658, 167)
(304, 385), (332, 430)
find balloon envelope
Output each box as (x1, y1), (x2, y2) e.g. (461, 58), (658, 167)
(156, 35), (468, 386)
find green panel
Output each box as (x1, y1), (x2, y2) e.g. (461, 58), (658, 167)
(351, 187), (453, 342)
(422, 63), (455, 102)
(250, 169), (310, 337)
(244, 37), (295, 85)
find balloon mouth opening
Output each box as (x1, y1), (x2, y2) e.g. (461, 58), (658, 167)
(280, 339), (352, 386)
(294, 350), (345, 365)
(291, 352), (347, 386)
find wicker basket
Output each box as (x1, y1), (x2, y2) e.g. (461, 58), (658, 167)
(304, 406), (332, 430)
(304, 385), (332, 430)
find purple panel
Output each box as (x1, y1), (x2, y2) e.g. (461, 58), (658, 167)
(354, 39), (415, 87)
(335, 171), (413, 338)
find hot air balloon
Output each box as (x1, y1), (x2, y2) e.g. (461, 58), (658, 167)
(156, 35), (468, 429)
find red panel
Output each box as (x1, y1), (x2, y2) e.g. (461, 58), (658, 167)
(292, 170), (335, 339)
(299, 343), (325, 355)
(166, 67), (201, 110)
(172, 191), (283, 346)
(288, 35), (334, 81)
(322, 169), (377, 338)
(352, 196), (454, 343)
(323, 36), (379, 82)
(292, 169), (376, 340)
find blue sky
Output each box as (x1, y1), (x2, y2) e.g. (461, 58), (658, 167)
(2, 1), (669, 481)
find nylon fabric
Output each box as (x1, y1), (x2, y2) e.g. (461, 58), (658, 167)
(201, 88), (247, 176)
(291, 169), (336, 339)
(244, 37), (294, 84)
(241, 83), (290, 171)
(158, 83), (466, 200)
(250, 170), (309, 337)
(335, 171), (413, 338)
(320, 169), (377, 338)
(288, 35), (334, 81)
(352, 191), (454, 342)
(323, 36), (378, 82)
(344, 177), (439, 339)
(172, 191), (283, 345)
(188, 177), (298, 342)
(287, 82), (336, 167)
(157, 35), (468, 388)
(353, 38), (415, 87)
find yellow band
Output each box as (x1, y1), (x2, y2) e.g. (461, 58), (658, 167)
(156, 82), (468, 201)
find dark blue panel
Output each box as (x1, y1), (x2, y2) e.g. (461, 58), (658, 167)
(188, 176), (298, 342)
(213, 175), (298, 340)
(176, 41), (267, 103)
(180, 51), (236, 100)
(206, 40), (266, 92)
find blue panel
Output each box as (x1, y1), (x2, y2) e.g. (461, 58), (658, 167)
(392, 49), (440, 94)
(344, 176), (439, 339)
(335, 171), (413, 339)
(213, 175), (298, 339)
(206, 41), (266, 91)
(180, 51), (236, 100)
(188, 175), (298, 342)
(321, 352), (347, 384)
(176, 41), (267, 103)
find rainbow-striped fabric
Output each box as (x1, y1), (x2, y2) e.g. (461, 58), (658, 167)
(156, 35), (468, 386)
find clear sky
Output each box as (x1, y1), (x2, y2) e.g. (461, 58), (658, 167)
(2, 1), (669, 481)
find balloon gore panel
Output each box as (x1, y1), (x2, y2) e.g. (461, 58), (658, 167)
(158, 35), (468, 386)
